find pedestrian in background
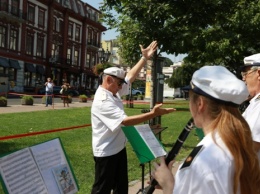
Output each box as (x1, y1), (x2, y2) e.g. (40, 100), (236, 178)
(241, 53), (260, 161)
(91, 41), (176, 194)
(61, 82), (70, 107)
(152, 66), (260, 194)
(45, 77), (54, 107)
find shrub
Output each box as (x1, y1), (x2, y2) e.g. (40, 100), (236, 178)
(0, 96), (7, 107)
(21, 95), (34, 105)
(79, 94), (87, 102)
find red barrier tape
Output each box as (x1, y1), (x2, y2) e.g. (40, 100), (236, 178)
(8, 92), (90, 99)
(0, 124), (91, 141)
(0, 92), (7, 96)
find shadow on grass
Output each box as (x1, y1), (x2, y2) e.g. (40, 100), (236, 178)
(0, 142), (18, 155)
(175, 108), (190, 112)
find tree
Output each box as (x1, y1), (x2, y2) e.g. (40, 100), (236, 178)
(166, 62), (201, 88)
(163, 57), (173, 67)
(99, 0), (260, 75)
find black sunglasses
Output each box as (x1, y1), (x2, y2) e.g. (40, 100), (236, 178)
(109, 75), (125, 86)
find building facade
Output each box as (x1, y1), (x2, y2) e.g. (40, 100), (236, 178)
(0, 0), (105, 95)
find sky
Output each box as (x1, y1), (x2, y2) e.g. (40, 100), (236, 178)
(84, 1), (186, 62)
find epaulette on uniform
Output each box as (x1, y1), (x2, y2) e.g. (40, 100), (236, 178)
(255, 95), (260, 102)
(180, 145), (203, 170)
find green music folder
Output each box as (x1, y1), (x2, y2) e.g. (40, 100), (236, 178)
(122, 124), (166, 164)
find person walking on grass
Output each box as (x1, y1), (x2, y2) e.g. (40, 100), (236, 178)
(61, 82), (70, 107)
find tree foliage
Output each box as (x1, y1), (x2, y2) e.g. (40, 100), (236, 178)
(166, 63), (201, 88)
(99, 0), (260, 87)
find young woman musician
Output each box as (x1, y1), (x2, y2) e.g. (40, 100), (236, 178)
(152, 66), (260, 194)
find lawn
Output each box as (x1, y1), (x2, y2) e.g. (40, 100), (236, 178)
(0, 99), (200, 193)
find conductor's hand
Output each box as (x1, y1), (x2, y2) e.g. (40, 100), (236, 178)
(151, 103), (176, 117)
(139, 41), (158, 60)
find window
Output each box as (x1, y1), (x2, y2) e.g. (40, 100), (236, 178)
(24, 72), (36, 86)
(93, 33), (97, 46)
(85, 53), (90, 68)
(11, 0), (19, 16)
(38, 9), (45, 27)
(91, 55), (95, 69)
(53, 18), (57, 31)
(36, 36), (44, 57)
(9, 29), (18, 50)
(51, 43), (55, 57)
(87, 30), (92, 44)
(0, 26), (7, 48)
(0, 66), (4, 74)
(28, 4), (35, 23)
(9, 68), (17, 82)
(26, 34), (34, 55)
(68, 23), (73, 38)
(59, 20), (63, 32)
(50, 44), (60, 62)
(74, 50), (79, 66)
(0, 0), (8, 11)
(75, 25), (80, 41)
(67, 48), (72, 65)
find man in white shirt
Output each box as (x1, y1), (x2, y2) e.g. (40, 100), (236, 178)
(45, 77), (54, 107)
(91, 41), (175, 194)
(241, 53), (260, 160)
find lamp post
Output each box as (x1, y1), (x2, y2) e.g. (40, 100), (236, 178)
(98, 47), (111, 63)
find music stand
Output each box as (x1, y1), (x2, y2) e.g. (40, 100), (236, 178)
(136, 162), (151, 194)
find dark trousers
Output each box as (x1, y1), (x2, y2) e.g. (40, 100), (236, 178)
(91, 148), (128, 194)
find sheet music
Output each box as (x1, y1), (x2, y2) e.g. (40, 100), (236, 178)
(0, 148), (48, 194)
(30, 138), (71, 194)
(135, 124), (166, 157)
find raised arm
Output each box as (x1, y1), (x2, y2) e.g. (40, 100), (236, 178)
(126, 41), (158, 83)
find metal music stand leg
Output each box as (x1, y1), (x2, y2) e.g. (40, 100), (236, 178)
(136, 163), (145, 194)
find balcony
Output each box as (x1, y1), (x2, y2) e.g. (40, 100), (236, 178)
(87, 39), (100, 48)
(0, 3), (24, 23)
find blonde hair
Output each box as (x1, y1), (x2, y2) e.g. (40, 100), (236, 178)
(190, 90), (260, 194)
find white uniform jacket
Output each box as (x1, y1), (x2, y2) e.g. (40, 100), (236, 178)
(173, 132), (239, 194)
(91, 79), (130, 157)
(242, 93), (260, 160)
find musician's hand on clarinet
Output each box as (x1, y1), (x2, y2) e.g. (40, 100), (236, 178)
(151, 157), (175, 194)
(151, 103), (176, 117)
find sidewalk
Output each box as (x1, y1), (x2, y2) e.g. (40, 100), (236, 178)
(0, 101), (93, 114)
(0, 100), (181, 193)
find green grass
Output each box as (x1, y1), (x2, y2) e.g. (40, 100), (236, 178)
(0, 100), (200, 193)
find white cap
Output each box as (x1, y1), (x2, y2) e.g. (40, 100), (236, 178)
(104, 67), (126, 83)
(242, 53), (260, 70)
(191, 66), (249, 105)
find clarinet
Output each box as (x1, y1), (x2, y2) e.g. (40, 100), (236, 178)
(143, 118), (195, 194)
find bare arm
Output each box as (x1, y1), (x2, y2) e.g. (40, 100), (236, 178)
(126, 41), (158, 83)
(121, 104), (175, 126)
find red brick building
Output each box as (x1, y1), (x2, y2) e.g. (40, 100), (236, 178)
(0, 0), (105, 95)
